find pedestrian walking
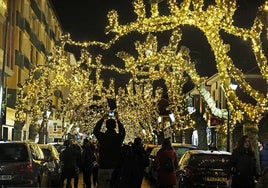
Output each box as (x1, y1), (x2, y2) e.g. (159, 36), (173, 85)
(228, 135), (259, 188)
(81, 139), (96, 188)
(93, 113), (125, 188)
(112, 137), (149, 188)
(110, 144), (132, 188)
(130, 137), (149, 187)
(91, 142), (99, 187)
(155, 138), (178, 188)
(60, 139), (81, 188)
(260, 141), (268, 175)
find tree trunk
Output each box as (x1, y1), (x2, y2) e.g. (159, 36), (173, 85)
(28, 123), (38, 141)
(38, 121), (46, 144)
(13, 121), (24, 141)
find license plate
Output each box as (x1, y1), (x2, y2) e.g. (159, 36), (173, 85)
(0, 175), (12, 180)
(205, 177), (227, 182)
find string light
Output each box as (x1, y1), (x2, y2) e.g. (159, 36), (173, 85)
(15, 0), (268, 141)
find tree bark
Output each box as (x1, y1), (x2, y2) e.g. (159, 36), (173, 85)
(13, 121), (24, 141)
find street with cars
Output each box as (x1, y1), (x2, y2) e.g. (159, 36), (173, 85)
(0, 140), (267, 188)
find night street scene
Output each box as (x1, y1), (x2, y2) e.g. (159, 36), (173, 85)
(0, 0), (268, 187)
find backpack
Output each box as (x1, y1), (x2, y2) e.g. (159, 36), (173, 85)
(164, 157), (175, 171)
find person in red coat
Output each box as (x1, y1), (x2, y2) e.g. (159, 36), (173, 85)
(155, 138), (178, 188)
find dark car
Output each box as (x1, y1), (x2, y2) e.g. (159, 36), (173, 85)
(0, 141), (49, 187)
(148, 143), (198, 181)
(39, 144), (61, 186)
(177, 150), (231, 188)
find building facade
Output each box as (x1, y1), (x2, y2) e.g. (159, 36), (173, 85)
(0, 0), (63, 141)
(187, 73), (267, 151)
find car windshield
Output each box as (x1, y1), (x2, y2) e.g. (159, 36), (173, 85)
(0, 144), (28, 162)
(189, 154), (230, 168)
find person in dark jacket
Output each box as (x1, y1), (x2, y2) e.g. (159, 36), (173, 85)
(112, 137), (149, 188)
(260, 141), (268, 175)
(60, 139), (81, 188)
(93, 113), (125, 188)
(81, 139), (96, 188)
(155, 138), (178, 188)
(110, 144), (132, 188)
(130, 137), (149, 187)
(228, 135), (259, 188)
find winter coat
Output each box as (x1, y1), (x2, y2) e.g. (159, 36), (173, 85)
(114, 145), (149, 188)
(81, 146), (96, 170)
(93, 118), (126, 169)
(60, 145), (81, 179)
(155, 148), (178, 186)
(229, 148), (258, 188)
(260, 143), (268, 174)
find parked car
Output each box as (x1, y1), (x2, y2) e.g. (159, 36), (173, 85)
(148, 143), (198, 181)
(0, 141), (49, 187)
(39, 144), (61, 186)
(177, 150), (231, 188)
(49, 142), (65, 153)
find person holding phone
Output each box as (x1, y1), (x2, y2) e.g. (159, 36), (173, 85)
(93, 113), (125, 188)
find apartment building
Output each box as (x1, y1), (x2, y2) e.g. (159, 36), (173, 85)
(0, 0), (63, 140)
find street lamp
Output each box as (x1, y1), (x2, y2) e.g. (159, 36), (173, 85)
(226, 83), (238, 152)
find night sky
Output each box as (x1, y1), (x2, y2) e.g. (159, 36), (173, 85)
(50, 0), (267, 93)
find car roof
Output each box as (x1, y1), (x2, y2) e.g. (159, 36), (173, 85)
(38, 144), (55, 149)
(152, 143), (198, 149)
(49, 142), (64, 145)
(171, 143), (198, 148)
(184, 149), (231, 155)
(0, 141), (36, 144)
(150, 143), (198, 156)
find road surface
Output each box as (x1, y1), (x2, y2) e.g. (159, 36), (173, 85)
(63, 172), (156, 188)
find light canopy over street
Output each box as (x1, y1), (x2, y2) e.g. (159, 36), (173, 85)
(13, 0), (268, 145)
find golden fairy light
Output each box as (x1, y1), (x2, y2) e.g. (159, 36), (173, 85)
(15, 0), (268, 140)
(103, 0), (268, 124)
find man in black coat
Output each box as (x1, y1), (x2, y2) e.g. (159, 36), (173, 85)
(93, 113), (125, 188)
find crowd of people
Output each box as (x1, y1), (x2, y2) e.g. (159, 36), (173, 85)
(58, 112), (268, 188)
